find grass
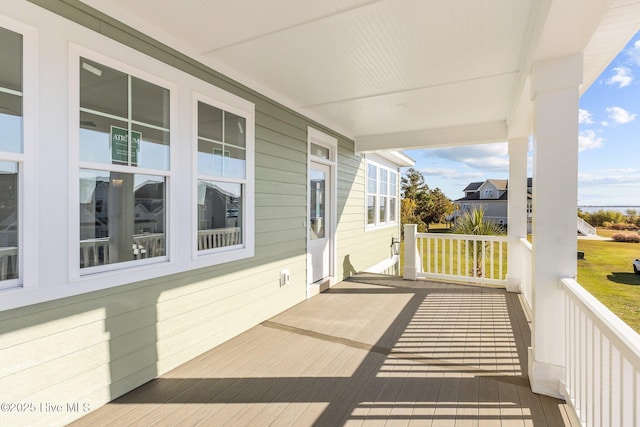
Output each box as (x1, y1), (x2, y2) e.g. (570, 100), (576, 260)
(577, 228), (640, 333)
(401, 225), (640, 333)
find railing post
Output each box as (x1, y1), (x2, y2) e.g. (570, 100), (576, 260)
(403, 224), (419, 280)
(507, 137), (528, 293)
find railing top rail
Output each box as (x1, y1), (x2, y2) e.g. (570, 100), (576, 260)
(415, 232), (507, 242)
(80, 237), (110, 244)
(518, 237), (532, 251)
(561, 277), (640, 363)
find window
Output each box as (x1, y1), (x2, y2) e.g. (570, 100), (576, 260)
(0, 27), (22, 287)
(367, 163), (377, 225)
(79, 57), (170, 272)
(484, 189), (493, 198)
(197, 100), (247, 252)
(366, 160), (398, 228)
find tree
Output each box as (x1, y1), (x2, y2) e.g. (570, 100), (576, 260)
(426, 187), (455, 225)
(401, 198), (426, 234)
(401, 168), (431, 232)
(401, 168), (455, 230)
(453, 207), (505, 277)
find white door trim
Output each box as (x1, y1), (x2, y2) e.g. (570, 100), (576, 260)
(307, 127), (337, 298)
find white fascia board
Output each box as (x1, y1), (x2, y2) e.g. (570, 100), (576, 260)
(369, 150), (415, 168)
(354, 121), (507, 152)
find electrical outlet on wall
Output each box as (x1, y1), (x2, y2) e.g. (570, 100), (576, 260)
(279, 270), (291, 287)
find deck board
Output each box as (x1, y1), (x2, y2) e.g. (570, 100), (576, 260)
(71, 274), (580, 426)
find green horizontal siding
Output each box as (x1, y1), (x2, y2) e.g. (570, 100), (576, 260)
(0, 2), (401, 426)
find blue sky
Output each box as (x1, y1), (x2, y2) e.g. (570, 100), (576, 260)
(405, 34), (640, 207)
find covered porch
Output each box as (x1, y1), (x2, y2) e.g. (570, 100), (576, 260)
(71, 274), (578, 426)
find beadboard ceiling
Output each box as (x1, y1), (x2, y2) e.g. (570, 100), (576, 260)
(81, 0), (640, 150)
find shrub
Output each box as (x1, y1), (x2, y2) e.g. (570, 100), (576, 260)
(612, 233), (640, 243)
(607, 222), (639, 231)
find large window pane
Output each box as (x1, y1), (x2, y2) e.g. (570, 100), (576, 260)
(80, 169), (166, 268)
(80, 58), (170, 170)
(79, 112), (128, 164)
(225, 145), (246, 179)
(390, 171), (397, 195)
(198, 103), (246, 179)
(224, 111), (246, 148)
(380, 169), (388, 195)
(0, 92), (22, 153)
(379, 197), (387, 223)
(389, 197), (397, 222)
(131, 123), (170, 170)
(367, 164), (377, 194)
(0, 27), (22, 154)
(80, 58), (128, 118)
(0, 27), (22, 92)
(198, 180), (242, 250)
(198, 102), (223, 142)
(367, 195), (375, 225)
(131, 76), (170, 129)
(0, 161), (18, 281)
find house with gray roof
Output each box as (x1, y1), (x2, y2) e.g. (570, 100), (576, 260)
(454, 178), (533, 232)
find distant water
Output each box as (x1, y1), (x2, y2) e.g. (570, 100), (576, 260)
(579, 206), (640, 214)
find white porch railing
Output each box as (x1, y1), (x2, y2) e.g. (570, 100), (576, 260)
(0, 246), (18, 280)
(561, 278), (640, 427)
(578, 216), (597, 236)
(79, 238), (110, 268)
(79, 234), (166, 268)
(407, 231), (507, 286)
(198, 227), (241, 250)
(80, 228), (241, 267)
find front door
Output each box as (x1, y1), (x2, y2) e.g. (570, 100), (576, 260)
(309, 162), (331, 283)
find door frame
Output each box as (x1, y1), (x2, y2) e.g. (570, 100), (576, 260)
(306, 127), (337, 298)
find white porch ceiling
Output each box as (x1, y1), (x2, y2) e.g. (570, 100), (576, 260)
(81, 0), (640, 151)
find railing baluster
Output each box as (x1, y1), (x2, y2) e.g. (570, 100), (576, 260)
(449, 237), (453, 276)
(434, 237), (438, 274)
(441, 237), (445, 274)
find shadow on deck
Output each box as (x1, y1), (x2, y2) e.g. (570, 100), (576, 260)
(71, 273), (579, 426)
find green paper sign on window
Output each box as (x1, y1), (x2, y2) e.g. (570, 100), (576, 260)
(110, 126), (140, 166)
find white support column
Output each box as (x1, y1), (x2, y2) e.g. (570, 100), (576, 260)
(506, 138), (528, 293)
(403, 224), (419, 280)
(529, 53), (582, 398)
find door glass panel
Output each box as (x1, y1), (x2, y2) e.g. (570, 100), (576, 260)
(310, 169), (325, 240)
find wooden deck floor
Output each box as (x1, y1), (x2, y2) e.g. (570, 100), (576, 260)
(72, 274), (579, 426)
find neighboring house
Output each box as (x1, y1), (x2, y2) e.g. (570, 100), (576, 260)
(0, 3), (413, 426)
(454, 178), (533, 232)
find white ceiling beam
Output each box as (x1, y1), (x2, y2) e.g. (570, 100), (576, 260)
(354, 121), (507, 153)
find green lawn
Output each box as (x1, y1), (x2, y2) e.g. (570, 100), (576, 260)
(577, 229), (640, 333)
(401, 226), (640, 333)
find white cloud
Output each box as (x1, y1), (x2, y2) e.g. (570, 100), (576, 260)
(427, 142), (509, 172)
(579, 170), (640, 186)
(578, 109), (594, 124)
(578, 130), (604, 152)
(627, 40), (640, 66)
(606, 106), (636, 124)
(605, 67), (632, 88)
(419, 167), (484, 181)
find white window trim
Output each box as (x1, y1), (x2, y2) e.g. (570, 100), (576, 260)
(365, 155), (399, 231)
(0, 3), (259, 310)
(0, 15), (38, 291)
(191, 91), (255, 266)
(69, 43), (178, 281)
